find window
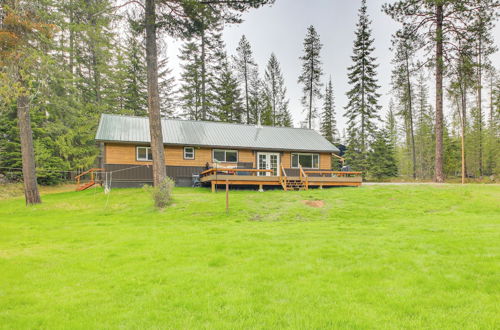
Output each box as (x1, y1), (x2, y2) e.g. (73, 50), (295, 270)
(213, 149), (238, 163)
(184, 147), (195, 160)
(136, 146), (152, 161)
(291, 153), (319, 169)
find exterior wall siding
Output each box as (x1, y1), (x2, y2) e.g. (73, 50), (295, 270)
(104, 143), (333, 187)
(105, 143), (256, 167)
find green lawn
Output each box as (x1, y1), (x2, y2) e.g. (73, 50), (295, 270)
(0, 185), (499, 329)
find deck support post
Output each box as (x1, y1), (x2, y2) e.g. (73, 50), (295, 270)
(211, 181), (215, 193)
(225, 180), (229, 214)
(258, 184), (263, 192)
(319, 185), (323, 189)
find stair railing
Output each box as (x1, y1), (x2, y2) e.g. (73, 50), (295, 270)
(299, 165), (309, 190)
(75, 168), (104, 190)
(280, 164), (288, 191)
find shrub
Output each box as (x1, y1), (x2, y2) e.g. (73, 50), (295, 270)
(152, 177), (175, 208)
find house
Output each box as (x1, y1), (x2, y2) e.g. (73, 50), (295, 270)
(94, 114), (361, 190)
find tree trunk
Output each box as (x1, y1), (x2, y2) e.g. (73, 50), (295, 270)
(17, 94), (41, 205)
(477, 38), (483, 177)
(461, 86), (467, 183)
(434, 4), (445, 182)
(244, 61), (249, 124)
(308, 48), (314, 129)
(85, 0), (101, 103)
(69, 0), (74, 76)
(145, 0), (167, 190)
(201, 25), (207, 120)
(456, 94), (466, 185)
(405, 51), (416, 179)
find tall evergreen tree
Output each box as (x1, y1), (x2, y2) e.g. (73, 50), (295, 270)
(415, 73), (435, 179)
(471, 11), (497, 177)
(344, 0), (381, 171)
(123, 19), (148, 116)
(247, 68), (265, 125)
(391, 26), (418, 179)
(447, 37), (475, 183)
(264, 53), (290, 127)
(320, 77), (337, 143)
(0, 0), (57, 204)
(179, 41), (203, 120)
(298, 25), (323, 129)
(368, 127), (398, 180)
(211, 56), (244, 123)
(384, 0), (499, 182)
(233, 35), (257, 124)
(157, 42), (176, 118)
(386, 99), (398, 148)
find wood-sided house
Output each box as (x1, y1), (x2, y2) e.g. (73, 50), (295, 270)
(94, 114), (361, 190)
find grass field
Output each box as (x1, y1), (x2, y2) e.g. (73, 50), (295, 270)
(0, 184), (499, 329)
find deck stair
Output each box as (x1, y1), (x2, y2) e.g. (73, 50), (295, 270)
(280, 165), (308, 191)
(284, 179), (306, 191)
(75, 168), (104, 191)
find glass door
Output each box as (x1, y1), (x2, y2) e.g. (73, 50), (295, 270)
(257, 153), (280, 176)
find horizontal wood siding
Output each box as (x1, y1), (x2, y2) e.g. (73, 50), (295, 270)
(105, 144), (256, 167)
(106, 144), (147, 165)
(281, 152), (291, 168)
(105, 144), (332, 170)
(166, 147), (211, 166)
(320, 153), (331, 169)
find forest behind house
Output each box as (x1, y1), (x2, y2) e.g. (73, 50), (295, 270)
(1, 0), (499, 192)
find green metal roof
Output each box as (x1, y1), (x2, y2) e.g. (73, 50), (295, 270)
(95, 114), (339, 153)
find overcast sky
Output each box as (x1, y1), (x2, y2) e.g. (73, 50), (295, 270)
(165, 0), (500, 132)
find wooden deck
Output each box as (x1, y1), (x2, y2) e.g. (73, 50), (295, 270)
(200, 167), (362, 191)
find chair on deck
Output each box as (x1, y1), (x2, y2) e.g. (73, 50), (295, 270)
(236, 162), (253, 176)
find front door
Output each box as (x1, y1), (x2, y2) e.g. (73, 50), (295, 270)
(257, 152), (280, 176)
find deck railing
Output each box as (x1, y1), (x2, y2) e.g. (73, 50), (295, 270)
(304, 170), (362, 177)
(75, 168), (104, 191)
(200, 168), (273, 178)
(279, 165), (288, 191)
(299, 165), (309, 190)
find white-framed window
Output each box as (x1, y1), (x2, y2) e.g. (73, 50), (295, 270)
(184, 146), (195, 160)
(136, 146), (153, 161)
(291, 153), (319, 169)
(213, 149), (238, 163)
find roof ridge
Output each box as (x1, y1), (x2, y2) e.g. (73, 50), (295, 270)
(101, 113), (316, 131)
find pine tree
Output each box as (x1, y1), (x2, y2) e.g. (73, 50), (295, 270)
(158, 43), (176, 118)
(470, 11), (496, 177)
(264, 53), (290, 127)
(211, 55), (244, 123)
(233, 35), (257, 124)
(320, 77), (337, 143)
(368, 127), (398, 181)
(384, 0), (499, 182)
(344, 0), (381, 172)
(0, 0), (56, 204)
(123, 18), (148, 116)
(391, 26), (418, 179)
(386, 99), (398, 147)
(179, 41), (203, 120)
(247, 68), (265, 125)
(415, 73), (435, 179)
(484, 69), (499, 176)
(178, 28), (225, 121)
(298, 25), (323, 129)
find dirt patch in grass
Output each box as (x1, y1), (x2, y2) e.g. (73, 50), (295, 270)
(302, 200), (325, 208)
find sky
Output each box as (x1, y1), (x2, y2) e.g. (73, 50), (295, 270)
(165, 0), (500, 132)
